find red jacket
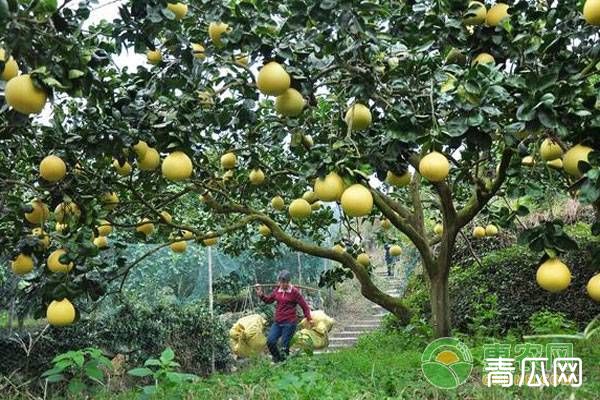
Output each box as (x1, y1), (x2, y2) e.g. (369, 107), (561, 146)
(259, 285), (312, 323)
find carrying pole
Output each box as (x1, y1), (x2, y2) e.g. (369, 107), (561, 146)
(208, 246), (215, 373)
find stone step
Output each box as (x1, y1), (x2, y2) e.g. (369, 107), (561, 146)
(329, 342), (354, 348)
(334, 331), (365, 336)
(329, 337), (358, 342)
(372, 312), (389, 318)
(344, 324), (380, 330)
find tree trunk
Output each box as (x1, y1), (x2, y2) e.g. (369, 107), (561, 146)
(430, 272), (450, 338)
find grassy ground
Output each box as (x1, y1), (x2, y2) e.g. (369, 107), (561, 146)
(96, 327), (599, 400)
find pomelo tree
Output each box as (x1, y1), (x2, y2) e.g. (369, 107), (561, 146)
(1, 0), (599, 337)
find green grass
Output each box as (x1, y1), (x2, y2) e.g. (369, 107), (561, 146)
(96, 328), (600, 400)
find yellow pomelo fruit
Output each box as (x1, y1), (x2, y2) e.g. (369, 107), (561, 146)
(25, 200), (49, 224)
(381, 219), (391, 230)
(333, 244), (345, 253)
(302, 190), (317, 203)
(136, 218), (154, 236)
(170, 240), (187, 253)
(257, 62), (290, 96)
(203, 231), (219, 246)
(93, 236), (108, 249)
(289, 198), (312, 220)
(344, 103), (372, 131)
(271, 196), (285, 210)
(48, 249), (73, 273)
(472, 53), (495, 66)
(208, 22), (230, 47)
(419, 151), (450, 182)
(162, 151), (193, 181)
(166, 2), (187, 19)
(341, 184), (373, 217)
(486, 3), (509, 26)
(356, 253), (370, 267)
(133, 140), (149, 159)
(587, 274), (600, 302)
(249, 168), (265, 185)
(473, 226), (486, 238)
(258, 224), (271, 236)
(584, 0), (600, 25)
(314, 172), (344, 202)
(221, 152), (237, 169)
(192, 43), (205, 59)
(96, 220), (112, 236)
(138, 147), (161, 171)
(146, 50), (162, 65)
(112, 159), (132, 176)
(47, 299), (76, 327)
(485, 224), (498, 236)
(5, 74), (47, 114)
(160, 211), (172, 224)
(390, 245), (402, 257)
(540, 138), (562, 161)
(32, 228), (50, 249)
(536, 258), (571, 293)
(463, 1), (487, 25)
(547, 159), (563, 169)
(521, 155), (535, 167)
(54, 202), (81, 223)
(55, 222), (68, 233)
(386, 171), (411, 187)
(275, 88), (305, 117)
(40, 155), (67, 182)
(102, 192), (119, 210)
(563, 144), (593, 177)
(434, 223), (443, 235)
(181, 230), (194, 240)
(0, 48), (19, 80)
(303, 134), (314, 148)
(11, 254), (34, 275)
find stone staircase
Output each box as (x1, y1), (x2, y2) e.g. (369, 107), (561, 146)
(315, 270), (404, 354)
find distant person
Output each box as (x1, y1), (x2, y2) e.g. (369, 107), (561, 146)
(255, 270), (312, 362)
(384, 243), (393, 276)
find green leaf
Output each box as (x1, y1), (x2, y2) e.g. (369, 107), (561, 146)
(144, 358), (162, 367)
(160, 347), (175, 363)
(45, 374), (65, 383)
(85, 364), (104, 382)
(128, 367), (153, 377)
(67, 378), (86, 394)
(68, 69), (85, 79)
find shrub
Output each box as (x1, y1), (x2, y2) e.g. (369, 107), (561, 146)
(528, 310), (578, 335)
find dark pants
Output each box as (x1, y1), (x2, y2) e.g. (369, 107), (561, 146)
(267, 322), (297, 362)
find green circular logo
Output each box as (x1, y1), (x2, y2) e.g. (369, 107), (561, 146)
(421, 337), (473, 389)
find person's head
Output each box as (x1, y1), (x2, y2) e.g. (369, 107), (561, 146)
(277, 269), (291, 289)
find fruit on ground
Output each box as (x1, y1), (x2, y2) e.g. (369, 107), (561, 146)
(136, 218), (154, 236)
(434, 223), (443, 235)
(25, 200), (49, 224)
(341, 184), (373, 217)
(182, 230), (194, 240)
(344, 103), (372, 131)
(314, 172), (344, 202)
(32, 228), (50, 249)
(102, 192), (119, 210)
(258, 224), (271, 236)
(547, 159), (563, 169)
(257, 62), (290, 96)
(146, 50), (162, 64)
(540, 138), (562, 161)
(192, 43), (205, 59)
(0, 48), (18, 80)
(113, 159), (132, 176)
(289, 199), (312, 220)
(54, 202), (81, 223)
(93, 236), (108, 249)
(302, 190), (317, 203)
(208, 22), (230, 47)
(473, 226), (486, 238)
(249, 168), (265, 185)
(472, 53), (495, 66)
(160, 211), (172, 224)
(40, 155), (66, 182)
(133, 140), (149, 159)
(271, 196), (285, 210)
(587, 274), (600, 302)
(356, 253), (370, 267)
(138, 147), (161, 170)
(170, 240), (187, 253)
(275, 88), (305, 117)
(563, 144), (593, 177)
(521, 156), (535, 167)
(5, 74), (47, 114)
(484, 224), (498, 236)
(203, 232), (219, 246)
(221, 152), (237, 169)
(584, 0), (600, 25)
(536, 258), (571, 293)
(11, 254), (34, 275)
(162, 151), (193, 181)
(386, 171), (411, 187)
(47, 299), (76, 327)
(48, 249), (73, 273)
(96, 220), (112, 236)
(419, 151), (450, 182)
(166, 2), (187, 19)
(390, 245), (402, 257)
(463, 1), (487, 25)
(486, 3), (509, 26)
(333, 244), (345, 253)
(303, 134), (314, 148)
